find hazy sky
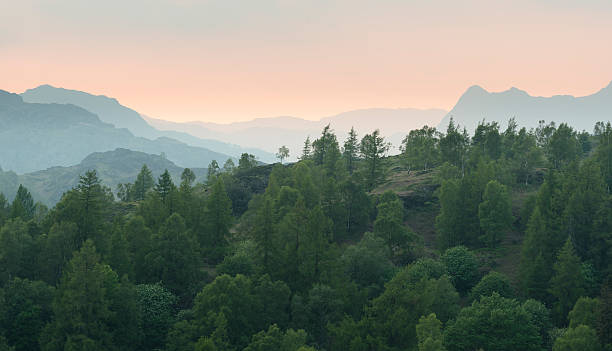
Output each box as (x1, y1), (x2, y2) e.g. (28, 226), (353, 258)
(2, 0), (612, 123)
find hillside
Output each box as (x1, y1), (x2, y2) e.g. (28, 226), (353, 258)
(0, 90), (231, 173)
(0, 148), (205, 206)
(21, 85), (276, 162)
(439, 81), (612, 132)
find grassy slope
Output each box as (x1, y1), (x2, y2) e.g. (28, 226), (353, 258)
(372, 157), (538, 286)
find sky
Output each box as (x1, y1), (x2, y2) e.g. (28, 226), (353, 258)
(2, 0), (612, 123)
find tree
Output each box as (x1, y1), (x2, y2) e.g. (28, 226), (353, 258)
(252, 197), (278, 274)
(549, 239), (585, 324)
(301, 137), (312, 161)
(470, 271), (514, 301)
(401, 126), (439, 171)
(471, 121), (502, 160)
(144, 213), (202, 304)
(594, 121), (612, 192)
(40, 240), (118, 351)
(1, 278), (54, 351)
(343, 127), (360, 174)
(416, 314), (446, 351)
(363, 263), (459, 350)
(238, 153), (257, 171)
(478, 180), (512, 247)
(0, 219), (34, 284)
(207, 160), (220, 181)
(439, 118), (469, 174)
(243, 324), (309, 351)
(202, 178), (233, 262)
(9, 185), (35, 220)
(223, 159), (235, 173)
(277, 146), (290, 164)
(136, 283), (177, 351)
(374, 191), (418, 263)
(38, 221), (79, 285)
(441, 246), (479, 294)
(155, 169), (176, 209)
(444, 293), (543, 351)
(553, 325), (602, 351)
(564, 160), (606, 261)
(548, 123), (579, 169)
(360, 130), (390, 190)
(133, 165), (154, 201)
(568, 297), (601, 329)
(598, 277), (612, 345)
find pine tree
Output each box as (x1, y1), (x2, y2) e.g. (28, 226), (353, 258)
(549, 239), (585, 324)
(40, 240), (117, 351)
(300, 136), (312, 160)
(202, 178), (233, 262)
(155, 169), (176, 206)
(360, 130), (390, 190)
(133, 164), (154, 201)
(343, 127), (359, 174)
(478, 180), (512, 247)
(252, 197), (277, 274)
(9, 184), (35, 220)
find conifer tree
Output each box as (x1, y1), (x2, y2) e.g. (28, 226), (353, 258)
(360, 130), (390, 190)
(40, 240), (118, 351)
(9, 184), (35, 220)
(133, 165), (154, 201)
(549, 239), (585, 324)
(343, 127), (359, 174)
(202, 178), (233, 262)
(478, 180), (512, 247)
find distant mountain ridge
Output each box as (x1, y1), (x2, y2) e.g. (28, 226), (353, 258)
(0, 148), (202, 206)
(0, 90), (231, 173)
(439, 81), (612, 132)
(145, 108), (448, 158)
(21, 85), (275, 162)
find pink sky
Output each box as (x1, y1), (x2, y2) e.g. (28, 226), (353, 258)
(2, 0), (612, 123)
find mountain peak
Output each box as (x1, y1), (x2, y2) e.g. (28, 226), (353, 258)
(0, 90), (24, 105)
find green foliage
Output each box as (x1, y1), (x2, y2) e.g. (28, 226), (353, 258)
(374, 191), (419, 263)
(133, 164), (154, 201)
(416, 313), (446, 351)
(470, 271), (514, 300)
(0, 218), (34, 284)
(360, 130), (390, 190)
(549, 239), (585, 324)
(439, 118), (469, 173)
(553, 325), (602, 351)
(244, 324), (309, 351)
(202, 178), (233, 262)
(40, 240), (133, 351)
(136, 283), (177, 351)
(442, 246), (480, 294)
(444, 293), (544, 351)
(277, 146), (290, 164)
(9, 185), (35, 220)
(568, 297), (601, 329)
(478, 180), (512, 247)
(401, 125), (439, 171)
(144, 213), (202, 303)
(1, 278), (54, 351)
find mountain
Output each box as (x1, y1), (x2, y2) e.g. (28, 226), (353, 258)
(21, 85), (275, 162)
(145, 108), (447, 159)
(439, 81), (612, 132)
(0, 148), (204, 206)
(0, 90), (231, 173)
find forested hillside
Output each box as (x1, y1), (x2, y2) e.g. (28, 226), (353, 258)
(1, 118), (611, 351)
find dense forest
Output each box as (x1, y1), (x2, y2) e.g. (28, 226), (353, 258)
(1, 118), (612, 351)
